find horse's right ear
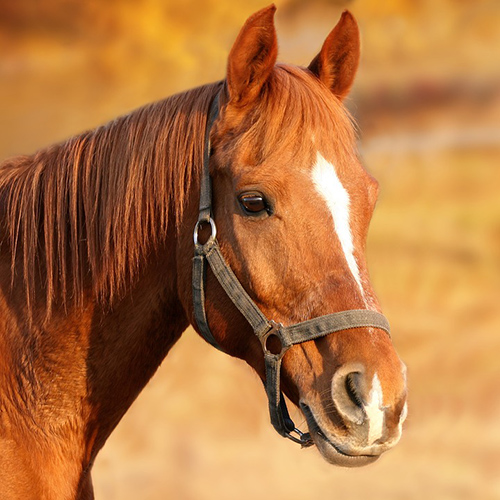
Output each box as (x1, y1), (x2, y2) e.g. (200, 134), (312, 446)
(226, 5), (278, 108)
(308, 11), (360, 100)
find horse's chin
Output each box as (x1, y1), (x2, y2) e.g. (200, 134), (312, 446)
(300, 403), (379, 468)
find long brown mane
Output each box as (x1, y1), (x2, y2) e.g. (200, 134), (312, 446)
(0, 66), (358, 319)
(0, 81), (221, 316)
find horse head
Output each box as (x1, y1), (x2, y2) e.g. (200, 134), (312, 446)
(179, 5), (407, 467)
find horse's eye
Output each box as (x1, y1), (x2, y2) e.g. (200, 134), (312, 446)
(238, 192), (271, 216)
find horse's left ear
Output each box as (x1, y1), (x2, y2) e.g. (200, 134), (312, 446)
(226, 5), (278, 107)
(308, 11), (360, 100)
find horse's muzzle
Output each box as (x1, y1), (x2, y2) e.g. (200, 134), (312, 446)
(299, 362), (408, 467)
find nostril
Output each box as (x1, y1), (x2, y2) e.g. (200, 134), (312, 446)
(345, 372), (364, 409)
(331, 367), (366, 426)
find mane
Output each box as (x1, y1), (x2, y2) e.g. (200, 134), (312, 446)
(0, 65), (357, 320)
(243, 65), (358, 168)
(0, 81), (222, 317)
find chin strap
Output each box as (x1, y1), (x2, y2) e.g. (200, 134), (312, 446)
(192, 94), (390, 446)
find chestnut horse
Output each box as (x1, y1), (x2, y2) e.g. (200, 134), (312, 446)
(0, 6), (407, 499)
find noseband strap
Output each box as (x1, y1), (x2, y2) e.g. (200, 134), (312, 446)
(192, 94), (390, 447)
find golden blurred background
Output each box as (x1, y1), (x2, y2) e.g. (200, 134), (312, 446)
(1, 0), (499, 498)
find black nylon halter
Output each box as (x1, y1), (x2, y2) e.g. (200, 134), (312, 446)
(192, 94), (390, 447)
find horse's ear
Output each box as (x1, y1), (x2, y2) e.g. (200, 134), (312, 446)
(226, 5), (278, 107)
(308, 11), (360, 100)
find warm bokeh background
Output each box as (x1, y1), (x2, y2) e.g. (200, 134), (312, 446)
(1, 0), (499, 498)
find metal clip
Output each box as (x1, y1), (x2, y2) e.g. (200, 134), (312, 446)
(285, 428), (314, 448)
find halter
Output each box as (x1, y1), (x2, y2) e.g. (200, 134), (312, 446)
(192, 94), (390, 447)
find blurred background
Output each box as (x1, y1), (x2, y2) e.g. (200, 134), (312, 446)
(1, 0), (499, 498)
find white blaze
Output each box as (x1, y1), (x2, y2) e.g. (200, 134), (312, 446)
(311, 152), (365, 301)
(365, 373), (385, 443)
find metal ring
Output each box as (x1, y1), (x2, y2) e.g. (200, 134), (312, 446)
(261, 321), (288, 359)
(193, 217), (217, 246)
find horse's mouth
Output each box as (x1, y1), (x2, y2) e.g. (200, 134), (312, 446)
(300, 403), (379, 467)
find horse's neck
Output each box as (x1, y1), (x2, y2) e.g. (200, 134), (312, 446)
(0, 243), (188, 496)
(82, 249), (188, 448)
